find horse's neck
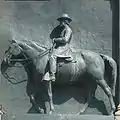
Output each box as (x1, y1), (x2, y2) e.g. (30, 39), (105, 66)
(28, 41), (47, 52)
(19, 41), (47, 58)
(19, 42), (49, 76)
(21, 40), (47, 50)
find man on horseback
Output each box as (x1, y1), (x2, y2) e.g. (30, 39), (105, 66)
(49, 13), (73, 81)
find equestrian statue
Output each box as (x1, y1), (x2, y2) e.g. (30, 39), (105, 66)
(1, 14), (117, 115)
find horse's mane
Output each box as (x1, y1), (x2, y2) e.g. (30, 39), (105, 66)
(25, 40), (48, 49)
(17, 40), (48, 52)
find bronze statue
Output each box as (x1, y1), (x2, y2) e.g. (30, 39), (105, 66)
(48, 13), (73, 81)
(1, 39), (117, 115)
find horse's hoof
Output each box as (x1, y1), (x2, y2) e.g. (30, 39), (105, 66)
(49, 110), (54, 114)
(79, 112), (83, 115)
(76, 112), (80, 115)
(109, 105), (116, 115)
(109, 112), (114, 115)
(38, 108), (44, 114)
(76, 111), (83, 115)
(79, 110), (85, 115)
(49, 108), (55, 114)
(49, 110), (52, 114)
(109, 110), (114, 115)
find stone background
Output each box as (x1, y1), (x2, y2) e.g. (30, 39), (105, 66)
(0, 0), (113, 116)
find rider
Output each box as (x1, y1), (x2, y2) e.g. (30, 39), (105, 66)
(49, 13), (73, 81)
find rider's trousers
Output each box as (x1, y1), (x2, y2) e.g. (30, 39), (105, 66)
(49, 54), (57, 76)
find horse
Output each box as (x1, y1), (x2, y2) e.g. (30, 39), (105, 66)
(1, 39), (117, 115)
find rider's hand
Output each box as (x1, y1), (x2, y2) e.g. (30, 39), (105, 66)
(52, 38), (55, 44)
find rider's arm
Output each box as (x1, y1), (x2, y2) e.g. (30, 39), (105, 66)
(54, 27), (72, 44)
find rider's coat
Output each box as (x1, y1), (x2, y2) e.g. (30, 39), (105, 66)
(50, 24), (73, 58)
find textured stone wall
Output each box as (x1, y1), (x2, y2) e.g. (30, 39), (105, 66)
(0, 0), (113, 116)
(0, 0), (112, 56)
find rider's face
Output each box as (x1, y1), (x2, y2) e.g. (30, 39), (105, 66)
(60, 20), (70, 27)
(60, 20), (65, 26)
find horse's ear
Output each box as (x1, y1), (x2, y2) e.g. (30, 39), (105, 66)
(8, 39), (16, 43)
(8, 40), (12, 43)
(12, 39), (17, 43)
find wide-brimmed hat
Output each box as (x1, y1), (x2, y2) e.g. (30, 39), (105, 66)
(57, 13), (72, 22)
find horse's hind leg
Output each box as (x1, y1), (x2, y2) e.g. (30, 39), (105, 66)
(30, 94), (44, 113)
(79, 84), (96, 114)
(79, 90), (92, 114)
(97, 79), (116, 115)
(27, 81), (44, 114)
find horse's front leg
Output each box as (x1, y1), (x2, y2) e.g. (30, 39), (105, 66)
(26, 81), (44, 113)
(44, 81), (54, 114)
(30, 94), (44, 113)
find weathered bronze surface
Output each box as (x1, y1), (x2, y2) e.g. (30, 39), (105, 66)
(0, 0), (118, 120)
(1, 39), (117, 116)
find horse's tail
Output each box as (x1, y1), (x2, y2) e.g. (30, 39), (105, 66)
(100, 54), (117, 97)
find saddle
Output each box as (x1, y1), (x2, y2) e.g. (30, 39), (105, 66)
(57, 57), (75, 67)
(56, 47), (77, 66)
(42, 50), (77, 81)
(56, 48), (79, 69)
(42, 57), (77, 81)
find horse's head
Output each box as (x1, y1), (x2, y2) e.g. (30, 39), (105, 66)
(1, 39), (48, 73)
(1, 39), (49, 81)
(8, 39), (22, 56)
(1, 39), (23, 74)
(1, 39), (29, 84)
